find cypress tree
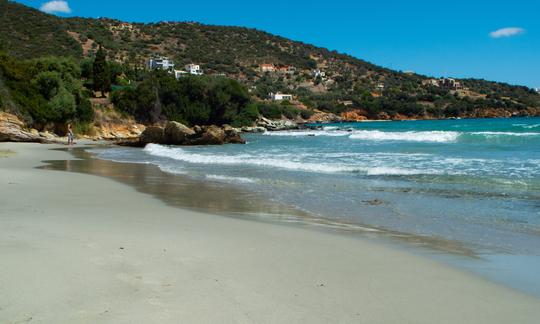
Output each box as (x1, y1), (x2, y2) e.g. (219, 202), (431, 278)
(92, 45), (111, 97)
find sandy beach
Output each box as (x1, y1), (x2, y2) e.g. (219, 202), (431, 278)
(1, 142), (539, 323)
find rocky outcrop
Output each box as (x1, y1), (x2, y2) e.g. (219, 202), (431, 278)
(139, 126), (166, 145)
(307, 112), (343, 123)
(92, 123), (144, 140)
(222, 124), (246, 144)
(377, 112), (391, 120)
(0, 112), (56, 143)
(341, 110), (368, 121)
(241, 126), (266, 133)
(164, 121), (195, 144)
(191, 125), (226, 145)
(126, 121), (246, 146)
(256, 117), (298, 131)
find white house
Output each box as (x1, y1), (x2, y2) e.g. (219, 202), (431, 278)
(270, 92), (293, 101)
(185, 64), (203, 75)
(148, 57), (175, 70)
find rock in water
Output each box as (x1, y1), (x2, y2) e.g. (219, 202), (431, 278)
(190, 125), (226, 145)
(121, 123), (246, 146)
(164, 121), (195, 144)
(222, 124), (246, 144)
(139, 126), (165, 145)
(256, 116), (298, 131)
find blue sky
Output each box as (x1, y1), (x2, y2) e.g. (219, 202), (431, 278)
(18, 0), (540, 88)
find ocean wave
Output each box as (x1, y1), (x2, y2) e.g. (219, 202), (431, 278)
(469, 131), (540, 137)
(144, 144), (356, 173)
(263, 130), (351, 137)
(322, 126), (339, 131)
(349, 130), (459, 143)
(143, 144), (449, 176)
(513, 123), (540, 129)
(263, 128), (540, 143)
(206, 174), (256, 183)
(366, 167), (441, 176)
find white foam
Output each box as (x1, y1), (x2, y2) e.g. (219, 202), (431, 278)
(349, 130), (459, 143)
(143, 144), (356, 174)
(365, 167), (440, 176)
(263, 130), (350, 137)
(206, 174), (256, 183)
(470, 131), (540, 137)
(513, 123), (540, 129)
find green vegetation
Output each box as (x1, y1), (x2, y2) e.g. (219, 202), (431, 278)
(256, 102), (312, 120)
(112, 72), (259, 127)
(92, 45), (111, 95)
(0, 0), (81, 59)
(0, 53), (94, 128)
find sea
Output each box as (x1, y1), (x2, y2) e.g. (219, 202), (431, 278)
(90, 117), (540, 297)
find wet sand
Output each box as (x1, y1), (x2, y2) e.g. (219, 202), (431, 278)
(1, 142), (539, 323)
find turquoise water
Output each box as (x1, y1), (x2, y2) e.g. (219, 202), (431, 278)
(93, 117), (540, 295)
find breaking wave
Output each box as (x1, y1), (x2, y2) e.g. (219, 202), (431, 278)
(265, 129), (540, 143)
(143, 144), (446, 176)
(349, 130), (459, 143)
(144, 144), (356, 173)
(206, 174), (256, 183)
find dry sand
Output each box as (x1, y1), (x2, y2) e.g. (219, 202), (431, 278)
(1, 142), (539, 323)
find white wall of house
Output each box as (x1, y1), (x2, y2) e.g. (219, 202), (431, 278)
(270, 92), (293, 101)
(148, 57), (175, 70)
(185, 64), (203, 75)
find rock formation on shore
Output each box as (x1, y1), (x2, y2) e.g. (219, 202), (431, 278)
(125, 121), (246, 146)
(255, 117), (299, 131)
(0, 112), (57, 143)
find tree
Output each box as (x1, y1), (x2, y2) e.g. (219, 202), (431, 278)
(92, 45), (111, 97)
(33, 71), (63, 100)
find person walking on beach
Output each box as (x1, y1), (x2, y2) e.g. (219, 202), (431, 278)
(67, 123), (74, 146)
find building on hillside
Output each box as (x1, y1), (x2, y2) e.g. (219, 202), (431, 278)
(535, 87), (540, 94)
(376, 83), (385, 91)
(270, 92), (293, 101)
(439, 78), (463, 90)
(185, 64), (203, 75)
(423, 78), (463, 90)
(148, 57), (175, 70)
(423, 79), (440, 87)
(259, 64), (276, 72)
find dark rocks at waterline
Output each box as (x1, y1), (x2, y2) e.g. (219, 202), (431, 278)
(139, 126), (166, 145)
(164, 121), (196, 144)
(120, 121), (246, 147)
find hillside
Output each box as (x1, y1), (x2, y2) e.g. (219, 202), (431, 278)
(1, 0), (539, 120)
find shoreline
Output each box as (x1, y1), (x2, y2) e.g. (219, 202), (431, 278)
(44, 146), (481, 257)
(54, 144), (540, 298)
(1, 142), (539, 323)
